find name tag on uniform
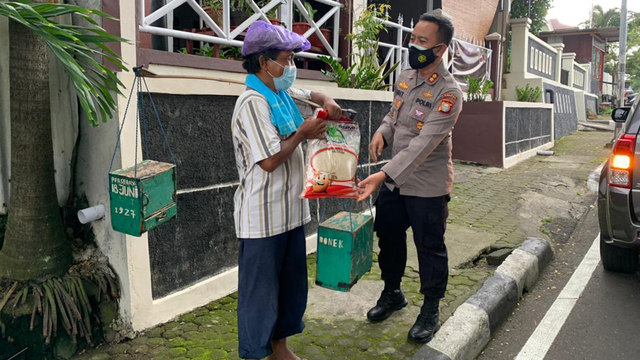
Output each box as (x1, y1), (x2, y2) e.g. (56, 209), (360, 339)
(415, 98), (432, 108)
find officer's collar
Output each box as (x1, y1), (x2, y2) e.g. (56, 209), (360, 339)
(409, 60), (445, 86)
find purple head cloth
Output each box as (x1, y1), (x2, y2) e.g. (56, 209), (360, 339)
(241, 21), (311, 57)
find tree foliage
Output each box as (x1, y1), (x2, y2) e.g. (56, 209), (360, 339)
(510, 0), (552, 35)
(0, 1), (128, 126)
(581, 6), (640, 91)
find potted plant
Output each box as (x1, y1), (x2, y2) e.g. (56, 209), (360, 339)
(256, 0), (282, 26)
(202, 0), (223, 26)
(220, 46), (244, 60)
(231, 0), (251, 27)
(318, 4), (398, 90)
(292, 1), (315, 37)
(465, 75), (494, 102)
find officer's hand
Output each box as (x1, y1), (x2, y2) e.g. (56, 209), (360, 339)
(357, 171), (386, 202)
(298, 118), (327, 140)
(370, 132), (385, 162)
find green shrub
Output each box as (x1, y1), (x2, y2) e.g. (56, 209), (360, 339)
(516, 84), (542, 102)
(465, 76), (494, 102)
(600, 107), (613, 115)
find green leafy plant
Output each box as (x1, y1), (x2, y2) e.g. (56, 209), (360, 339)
(465, 76), (494, 102)
(0, 266), (119, 345)
(0, 1), (128, 126)
(516, 84), (542, 102)
(600, 106), (613, 115)
(203, 0), (223, 7)
(196, 43), (215, 57)
(255, 0), (278, 19)
(231, 0), (249, 12)
(295, 1), (317, 22)
(221, 45), (243, 59)
(319, 4), (399, 91)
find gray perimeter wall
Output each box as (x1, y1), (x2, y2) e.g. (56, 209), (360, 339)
(585, 94), (597, 115)
(504, 106), (553, 158)
(542, 82), (578, 140)
(142, 93), (392, 299)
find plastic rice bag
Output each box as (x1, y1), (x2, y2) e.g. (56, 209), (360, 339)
(301, 109), (360, 199)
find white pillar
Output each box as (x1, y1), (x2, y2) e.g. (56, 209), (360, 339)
(510, 18), (531, 76)
(580, 62), (592, 93)
(562, 52), (576, 87)
(550, 42), (564, 84)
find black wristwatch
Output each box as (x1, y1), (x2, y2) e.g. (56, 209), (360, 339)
(383, 171), (394, 184)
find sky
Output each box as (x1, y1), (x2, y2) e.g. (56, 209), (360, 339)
(546, 0), (640, 27)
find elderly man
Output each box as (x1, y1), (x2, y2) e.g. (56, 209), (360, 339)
(232, 21), (341, 360)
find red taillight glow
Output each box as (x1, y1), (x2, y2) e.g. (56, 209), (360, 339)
(610, 134), (636, 188)
(612, 154), (631, 169)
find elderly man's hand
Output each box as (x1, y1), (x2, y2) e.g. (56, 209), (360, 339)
(323, 99), (342, 120)
(357, 171), (386, 202)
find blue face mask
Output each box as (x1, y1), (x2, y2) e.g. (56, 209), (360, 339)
(268, 59), (297, 91)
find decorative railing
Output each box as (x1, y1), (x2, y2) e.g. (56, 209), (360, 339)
(573, 64), (586, 90)
(372, 13), (412, 88)
(139, 0), (343, 60)
(527, 35), (557, 81)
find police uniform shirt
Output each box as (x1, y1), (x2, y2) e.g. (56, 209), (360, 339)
(377, 60), (463, 198)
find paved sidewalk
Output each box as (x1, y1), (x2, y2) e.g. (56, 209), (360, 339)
(75, 130), (612, 360)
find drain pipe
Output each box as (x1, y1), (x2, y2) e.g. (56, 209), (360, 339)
(78, 204), (106, 224)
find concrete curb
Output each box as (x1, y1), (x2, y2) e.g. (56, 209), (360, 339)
(413, 237), (553, 360)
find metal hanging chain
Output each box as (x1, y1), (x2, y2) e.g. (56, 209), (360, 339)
(138, 69), (150, 160)
(108, 73), (139, 178)
(108, 66), (177, 197)
(142, 76), (177, 165)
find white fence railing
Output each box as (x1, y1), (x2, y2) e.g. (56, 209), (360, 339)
(373, 13), (412, 88)
(139, 0), (343, 60)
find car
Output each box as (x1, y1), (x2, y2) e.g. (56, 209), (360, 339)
(598, 96), (640, 273)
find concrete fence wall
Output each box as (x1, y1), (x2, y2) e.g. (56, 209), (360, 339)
(140, 90), (391, 300)
(503, 18), (598, 140)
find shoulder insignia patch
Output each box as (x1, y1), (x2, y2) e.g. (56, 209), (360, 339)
(428, 73), (439, 84)
(438, 97), (456, 115)
(443, 93), (458, 101)
(399, 81), (409, 90)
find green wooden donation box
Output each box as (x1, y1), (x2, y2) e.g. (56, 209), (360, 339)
(109, 160), (177, 237)
(315, 211), (374, 292)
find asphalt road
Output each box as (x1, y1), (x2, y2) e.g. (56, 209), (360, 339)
(477, 202), (640, 360)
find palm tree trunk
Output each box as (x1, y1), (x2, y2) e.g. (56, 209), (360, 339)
(0, 1), (72, 281)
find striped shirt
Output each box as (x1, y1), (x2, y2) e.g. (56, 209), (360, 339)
(232, 88), (312, 239)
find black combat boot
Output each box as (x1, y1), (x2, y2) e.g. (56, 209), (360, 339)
(366, 288), (408, 322)
(408, 297), (441, 343)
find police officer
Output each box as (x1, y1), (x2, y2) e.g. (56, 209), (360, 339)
(357, 13), (462, 344)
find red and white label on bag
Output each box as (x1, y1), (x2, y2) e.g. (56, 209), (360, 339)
(302, 110), (361, 200)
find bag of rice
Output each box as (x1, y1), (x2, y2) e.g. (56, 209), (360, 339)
(302, 109), (360, 199)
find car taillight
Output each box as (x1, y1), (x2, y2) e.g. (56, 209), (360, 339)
(610, 134), (636, 188)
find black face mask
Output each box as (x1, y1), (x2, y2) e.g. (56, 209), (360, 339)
(408, 44), (444, 69)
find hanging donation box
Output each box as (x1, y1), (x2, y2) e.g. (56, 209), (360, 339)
(109, 160), (177, 237)
(315, 211), (374, 292)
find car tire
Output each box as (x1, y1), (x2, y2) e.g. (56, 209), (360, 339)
(600, 238), (639, 273)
